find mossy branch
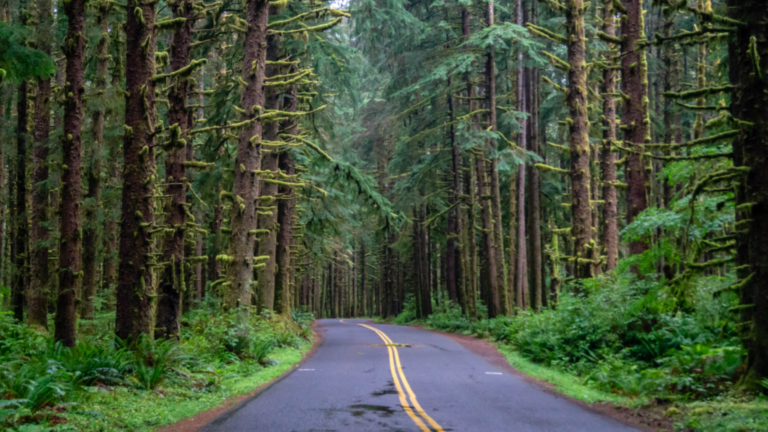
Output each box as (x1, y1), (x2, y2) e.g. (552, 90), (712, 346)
(535, 164), (569, 175)
(156, 17), (186, 30)
(263, 69), (311, 87)
(543, 51), (570, 71)
(269, 17), (343, 35)
(663, 85), (735, 100)
(645, 130), (739, 150)
(153, 59), (208, 82)
(597, 31), (624, 44)
(527, 24), (566, 45)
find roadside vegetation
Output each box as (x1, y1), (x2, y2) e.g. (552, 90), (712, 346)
(0, 299), (314, 431)
(386, 268), (768, 431)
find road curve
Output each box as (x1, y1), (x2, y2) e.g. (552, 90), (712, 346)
(202, 319), (639, 432)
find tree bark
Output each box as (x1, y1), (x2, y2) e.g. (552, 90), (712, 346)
(81, 0), (111, 320)
(29, 0), (52, 329)
(156, 0), (195, 340)
(485, 1), (507, 316)
(620, 0), (649, 259)
(446, 78), (461, 307)
(601, 0), (619, 272)
(256, 20), (282, 311)
(274, 83), (298, 317)
(529, 65), (543, 310)
(566, 0), (593, 280)
(729, 0), (768, 390)
(56, 0), (86, 346)
(223, 0), (269, 312)
(115, 0), (157, 341)
(515, 0), (528, 310)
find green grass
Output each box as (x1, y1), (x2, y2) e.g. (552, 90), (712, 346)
(495, 344), (646, 407)
(47, 344), (311, 432)
(675, 397), (768, 431)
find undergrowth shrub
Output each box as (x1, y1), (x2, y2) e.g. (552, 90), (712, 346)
(408, 271), (742, 401)
(0, 294), (312, 429)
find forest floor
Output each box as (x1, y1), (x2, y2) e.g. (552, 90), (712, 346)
(383, 318), (768, 432)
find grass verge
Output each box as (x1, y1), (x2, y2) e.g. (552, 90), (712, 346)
(46, 343), (311, 432)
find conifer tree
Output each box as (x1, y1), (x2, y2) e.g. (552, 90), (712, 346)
(28, 0), (52, 329)
(115, 0), (158, 341)
(55, 0), (86, 346)
(222, 0), (269, 312)
(81, 0), (113, 320)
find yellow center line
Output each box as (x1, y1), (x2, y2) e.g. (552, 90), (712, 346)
(359, 324), (446, 432)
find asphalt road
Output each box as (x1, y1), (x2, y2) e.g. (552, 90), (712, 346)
(203, 319), (639, 432)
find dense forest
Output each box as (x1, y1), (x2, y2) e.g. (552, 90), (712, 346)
(1, 0), (768, 430)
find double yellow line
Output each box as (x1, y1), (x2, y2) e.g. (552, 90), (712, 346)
(359, 324), (445, 432)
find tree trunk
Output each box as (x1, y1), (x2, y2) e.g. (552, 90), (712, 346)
(446, 78), (463, 308)
(729, 0), (768, 390)
(601, 0), (619, 272)
(483, 1), (507, 316)
(620, 0), (649, 259)
(29, 0), (52, 329)
(156, 0), (195, 340)
(207, 201), (223, 289)
(529, 66), (543, 310)
(12, 79), (29, 323)
(515, 0), (528, 310)
(81, 1), (111, 320)
(55, 0), (86, 346)
(256, 21), (282, 311)
(223, 0), (269, 312)
(274, 83), (298, 317)
(115, 0), (157, 341)
(566, 0), (592, 280)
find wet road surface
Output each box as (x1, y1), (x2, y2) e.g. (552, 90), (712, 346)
(202, 319), (639, 432)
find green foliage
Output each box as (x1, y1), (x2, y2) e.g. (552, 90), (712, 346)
(0, 22), (56, 82)
(419, 271), (742, 401)
(0, 300), (312, 430)
(129, 337), (181, 390)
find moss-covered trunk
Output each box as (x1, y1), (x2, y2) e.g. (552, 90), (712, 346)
(600, 0), (619, 272)
(485, 1), (507, 316)
(529, 65), (544, 309)
(566, 0), (593, 279)
(274, 83), (297, 317)
(223, 0), (269, 312)
(156, 0), (195, 340)
(115, 0), (157, 341)
(29, 0), (52, 329)
(207, 201), (223, 289)
(729, 0), (768, 390)
(55, 0), (86, 346)
(620, 0), (649, 259)
(81, 0), (111, 320)
(446, 78), (462, 309)
(255, 21), (281, 311)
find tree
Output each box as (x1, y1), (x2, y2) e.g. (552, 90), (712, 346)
(115, 0), (158, 341)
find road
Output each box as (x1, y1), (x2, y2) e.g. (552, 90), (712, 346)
(202, 319), (639, 432)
